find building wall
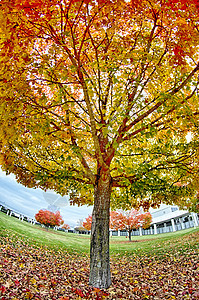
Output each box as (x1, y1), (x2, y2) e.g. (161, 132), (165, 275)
(110, 206), (199, 237)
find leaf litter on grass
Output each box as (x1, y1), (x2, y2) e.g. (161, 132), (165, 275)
(0, 230), (198, 299)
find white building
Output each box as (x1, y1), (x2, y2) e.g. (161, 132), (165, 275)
(111, 205), (199, 237)
(149, 206), (198, 235)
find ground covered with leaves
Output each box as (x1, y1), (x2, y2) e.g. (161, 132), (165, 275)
(0, 230), (199, 299)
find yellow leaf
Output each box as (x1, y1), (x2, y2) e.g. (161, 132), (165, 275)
(30, 278), (36, 284)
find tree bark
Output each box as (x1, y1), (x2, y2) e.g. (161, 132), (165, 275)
(128, 230), (132, 241)
(89, 170), (112, 289)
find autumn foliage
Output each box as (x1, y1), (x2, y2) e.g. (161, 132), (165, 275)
(83, 210), (152, 240)
(110, 210), (152, 241)
(35, 210), (64, 228)
(62, 223), (70, 230)
(83, 215), (92, 231)
(0, 0), (198, 207)
(0, 0), (199, 289)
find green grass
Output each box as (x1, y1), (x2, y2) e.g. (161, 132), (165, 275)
(110, 228), (199, 257)
(0, 211), (90, 253)
(0, 211), (198, 257)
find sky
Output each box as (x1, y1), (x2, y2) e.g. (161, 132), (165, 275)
(0, 168), (93, 228)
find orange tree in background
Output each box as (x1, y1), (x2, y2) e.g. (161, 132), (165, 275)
(110, 210), (152, 241)
(83, 215), (92, 231)
(84, 210), (152, 240)
(62, 223), (70, 230)
(35, 209), (64, 228)
(0, 0), (199, 288)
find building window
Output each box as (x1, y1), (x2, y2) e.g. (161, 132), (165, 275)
(171, 207), (178, 212)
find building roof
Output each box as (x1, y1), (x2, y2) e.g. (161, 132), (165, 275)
(151, 208), (189, 224)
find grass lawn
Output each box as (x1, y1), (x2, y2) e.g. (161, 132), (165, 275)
(0, 211), (90, 253)
(0, 211), (199, 299)
(0, 211), (198, 256)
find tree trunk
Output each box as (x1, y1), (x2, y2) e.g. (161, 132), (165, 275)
(128, 230), (132, 241)
(89, 170), (112, 289)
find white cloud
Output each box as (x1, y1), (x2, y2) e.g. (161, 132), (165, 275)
(29, 195), (43, 203)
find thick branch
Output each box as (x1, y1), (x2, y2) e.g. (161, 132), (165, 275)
(106, 62), (199, 163)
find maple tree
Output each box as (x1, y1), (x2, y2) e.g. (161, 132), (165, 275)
(0, 0), (199, 288)
(110, 209), (152, 241)
(74, 218), (88, 232)
(62, 223), (70, 230)
(83, 215), (92, 231)
(35, 209), (64, 228)
(84, 210), (152, 240)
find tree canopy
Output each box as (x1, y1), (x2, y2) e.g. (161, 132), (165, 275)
(35, 209), (64, 228)
(83, 215), (92, 231)
(62, 223), (70, 230)
(0, 0), (198, 211)
(110, 209), (152, 241)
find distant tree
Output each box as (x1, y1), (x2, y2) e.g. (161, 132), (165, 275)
(74, 218), (87, 233)
(109, 211), (121, 232)
(35, 209), (64, 228)
(62, 223), (70, 230)
(83, 215), (92, 231)
(110, 209), (152, 241)
(74, 225), (87, 233)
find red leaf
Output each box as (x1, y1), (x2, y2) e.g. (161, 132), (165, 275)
(0, 286), (6, 294)
(74, 288), (84, 297)
(15, 279), (20, 286)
